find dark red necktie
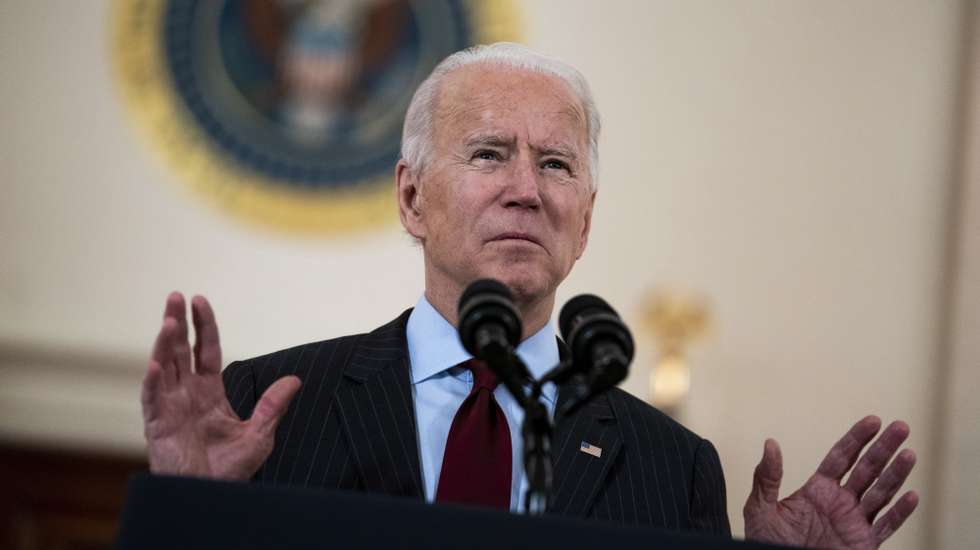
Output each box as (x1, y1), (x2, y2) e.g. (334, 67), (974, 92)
(435, 359), (512, 509)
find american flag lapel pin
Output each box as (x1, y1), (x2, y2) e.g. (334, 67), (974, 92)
(580, 441), (602, 458)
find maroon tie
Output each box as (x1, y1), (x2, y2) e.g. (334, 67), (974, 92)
(435, 359), (512, 509)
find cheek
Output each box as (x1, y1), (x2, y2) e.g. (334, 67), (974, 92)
(443, 184), (490, 224)
(556, 197), (591, 256)
(418, 179), (452, 226)
(424, 191), (475, 242)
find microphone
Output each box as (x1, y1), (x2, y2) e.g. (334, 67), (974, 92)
(556, 294), (634, 412)
(457, 279), (531, 406)
(457, 278), (523, 359)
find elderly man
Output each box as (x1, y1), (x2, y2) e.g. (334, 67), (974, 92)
(141, 43), (917, 548)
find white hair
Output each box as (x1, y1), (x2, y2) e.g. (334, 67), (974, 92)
(400, 42), (601, 189)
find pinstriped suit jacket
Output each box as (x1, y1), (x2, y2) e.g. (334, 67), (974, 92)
(223, 309), (731, 536)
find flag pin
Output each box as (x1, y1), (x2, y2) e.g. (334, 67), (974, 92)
(580, 441), (602, 458)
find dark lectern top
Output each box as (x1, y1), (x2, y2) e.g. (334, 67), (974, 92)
(115, 474), (797, 550)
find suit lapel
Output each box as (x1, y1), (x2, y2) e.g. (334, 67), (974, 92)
(549, 385), (623, 517)
(335, 310), (425, 499)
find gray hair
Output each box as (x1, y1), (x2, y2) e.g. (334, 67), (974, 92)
(400, 42), (601, 189)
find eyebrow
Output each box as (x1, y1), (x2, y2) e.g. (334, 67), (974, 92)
(533, 144), (579, 160)
(463, 134), (515, 148)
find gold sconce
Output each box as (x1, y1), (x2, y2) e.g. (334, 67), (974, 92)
(640, 289), (711, 414)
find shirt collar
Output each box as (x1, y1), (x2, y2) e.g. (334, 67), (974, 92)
(406, 295), (560, 404)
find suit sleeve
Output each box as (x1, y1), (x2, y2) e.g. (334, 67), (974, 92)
(689, 438), (732, 537)
(222, 360), (256, 421)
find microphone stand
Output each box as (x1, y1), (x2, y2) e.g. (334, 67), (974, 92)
(488, 353), (616, 515)
(481, 348), (556, 516)
(522, 381), (552, 515)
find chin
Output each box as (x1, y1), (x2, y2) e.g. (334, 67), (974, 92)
(481, 266), (554, 306)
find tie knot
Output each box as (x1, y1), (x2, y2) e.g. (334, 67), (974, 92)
(464, 359), (499, 391)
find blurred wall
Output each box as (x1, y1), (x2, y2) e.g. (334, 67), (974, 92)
(0, 1), (975, 548)
(935, 2), (980, 547)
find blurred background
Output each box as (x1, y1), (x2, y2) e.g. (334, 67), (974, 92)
(1, 1), (977, 549)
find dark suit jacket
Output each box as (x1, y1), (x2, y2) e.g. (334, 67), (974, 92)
(222, 309), (731, 536)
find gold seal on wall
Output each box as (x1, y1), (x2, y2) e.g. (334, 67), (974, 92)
(111, 0), (521, 235)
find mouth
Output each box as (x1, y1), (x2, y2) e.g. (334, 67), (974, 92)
(490, 232), (543, 247)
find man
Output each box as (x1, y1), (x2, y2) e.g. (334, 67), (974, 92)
(141, 43), (918, 548)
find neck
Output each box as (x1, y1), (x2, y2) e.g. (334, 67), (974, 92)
(424, 282), (555, 342)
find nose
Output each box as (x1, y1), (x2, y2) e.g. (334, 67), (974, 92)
(503, 154), (542, 209)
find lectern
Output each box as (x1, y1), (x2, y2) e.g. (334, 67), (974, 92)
(115, 474), (797, 550)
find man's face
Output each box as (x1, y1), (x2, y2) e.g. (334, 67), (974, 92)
(398, 64), (595, 306)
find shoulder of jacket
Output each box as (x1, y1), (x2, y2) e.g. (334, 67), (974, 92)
(605, 386), (706, 445)
(223, 308), (413, 375)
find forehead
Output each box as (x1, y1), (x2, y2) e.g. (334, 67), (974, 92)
(433, 64), (588, 145)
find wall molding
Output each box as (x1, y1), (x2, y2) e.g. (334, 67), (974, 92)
(0, 338), (146, 456)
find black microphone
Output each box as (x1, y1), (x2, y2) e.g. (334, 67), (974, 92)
(458, 279), (530, 406)
(557, 294), (634, 411)
(458, 279), (523, 358)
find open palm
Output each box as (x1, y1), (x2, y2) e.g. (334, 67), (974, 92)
(744, 417), (918, 549)
(141, 292), (301, 480)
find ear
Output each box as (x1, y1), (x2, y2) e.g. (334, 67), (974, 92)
(396, 159), (426, 240)
(574, 190), (596, 259)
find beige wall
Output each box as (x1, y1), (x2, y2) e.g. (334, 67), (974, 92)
(935, 2), (980, 547)
(0, 1), (975, 548)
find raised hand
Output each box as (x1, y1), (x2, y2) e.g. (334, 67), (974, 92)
(743, 416), (918, 549)
(140, 292), (301, 480)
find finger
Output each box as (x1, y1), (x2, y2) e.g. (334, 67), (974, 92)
(150, 317), (180, 388)
(816, 415), (882, 481)
(191, 295), (222, 375)
(843, 420), (910, 497)
(749, 438), (782, 505)
(872, 490), (919, 546)
(248, 376), (302, 437)
(163, 292), (192, 377)
(861, 448), (917, 519)
(141, 361), (164, 423)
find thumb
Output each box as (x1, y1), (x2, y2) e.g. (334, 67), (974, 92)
(249, 375), (302, 437)
(750, 438), (783, 505)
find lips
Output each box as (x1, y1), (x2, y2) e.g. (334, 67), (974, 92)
(490, 232), (543, 247)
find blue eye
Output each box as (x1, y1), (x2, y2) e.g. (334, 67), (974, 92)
(543, 159), (569, 171)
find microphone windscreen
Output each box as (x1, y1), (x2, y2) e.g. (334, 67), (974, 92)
(559, 294), (617, 341)
(457, 278), (523, 355)
(459, 278), (513, 312)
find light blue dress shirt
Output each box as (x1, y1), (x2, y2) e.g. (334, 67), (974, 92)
(406, 295), (559, 513)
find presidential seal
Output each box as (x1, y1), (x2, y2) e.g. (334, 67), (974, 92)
(112, 0), (521, 234)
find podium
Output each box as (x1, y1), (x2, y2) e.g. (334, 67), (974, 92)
(115, 474), (796, 550)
